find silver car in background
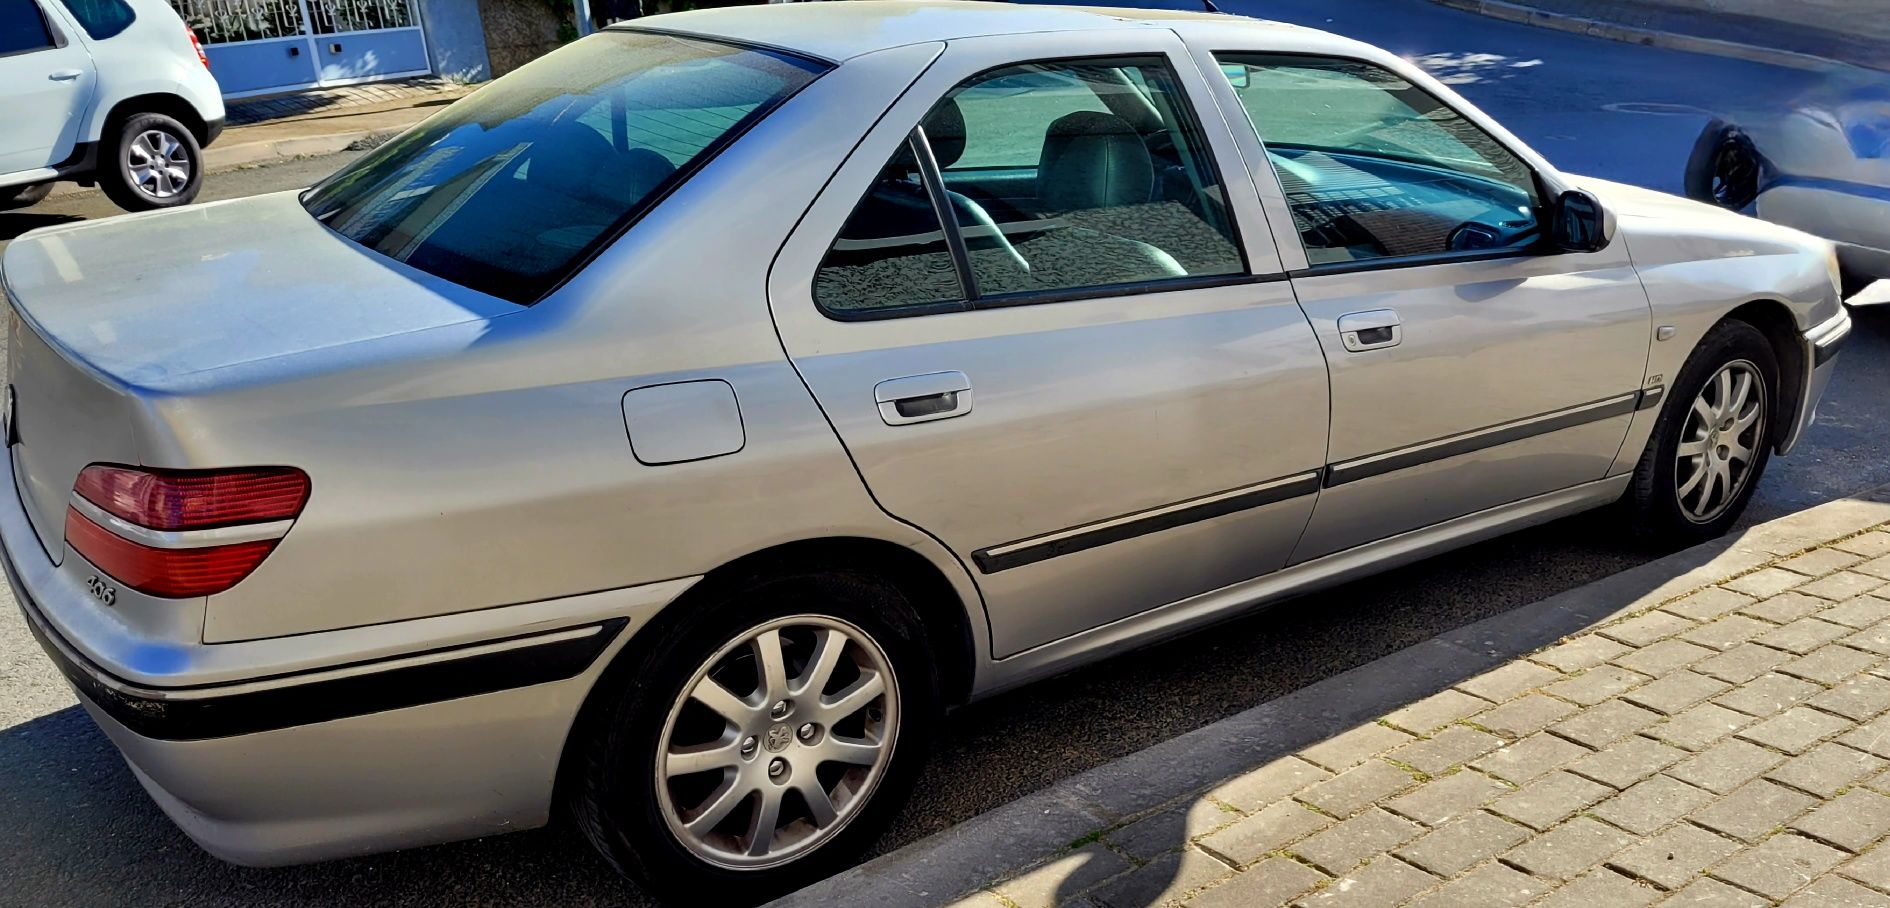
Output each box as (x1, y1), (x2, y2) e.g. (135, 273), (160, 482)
(1685, 81), (1890, 299)
(0, 3), (1852, 903)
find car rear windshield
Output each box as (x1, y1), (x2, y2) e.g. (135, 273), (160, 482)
(301, 31), (825, 304)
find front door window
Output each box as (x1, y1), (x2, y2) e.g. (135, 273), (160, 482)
(1217, 54), (1542, 266)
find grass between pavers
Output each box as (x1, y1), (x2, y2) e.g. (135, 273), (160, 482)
(1383, 758), (1435, 784)
(998, 519), (1890, 904)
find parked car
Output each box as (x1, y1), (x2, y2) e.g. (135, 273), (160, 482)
(0, 0), (222, 211)
(0, 3), (1852, 903)
(1685, 83), (1890, 300)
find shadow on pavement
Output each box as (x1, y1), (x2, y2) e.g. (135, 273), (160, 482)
(0, 512), (1668, 908)
(0, 212), (83, 242)
(1015, 517), (1785, 908)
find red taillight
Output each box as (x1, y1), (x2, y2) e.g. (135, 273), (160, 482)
(66, 464), (308, 598)
(186, 26), (209, 69)
(66, 508), (276, 598)
(75, 464), (308, 530)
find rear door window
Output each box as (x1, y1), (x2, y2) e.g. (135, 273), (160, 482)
(56, 0), (133, 39)
(814, 56), (1246, 316)
(0, 0), (55, 54)
(301, 32), (825, 304)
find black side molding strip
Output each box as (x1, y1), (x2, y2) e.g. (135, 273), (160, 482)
(1637, 385), (1665, 411)
(973, 472), (1322, 574)
(14, 575), (625, 741)
(1325, 392), (1644, 488)
(969, 387), (1661, 573)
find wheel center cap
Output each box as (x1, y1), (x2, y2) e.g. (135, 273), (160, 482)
(763, 723), (794, 753)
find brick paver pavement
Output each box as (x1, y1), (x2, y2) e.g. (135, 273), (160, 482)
(961, 527), (1890, 907)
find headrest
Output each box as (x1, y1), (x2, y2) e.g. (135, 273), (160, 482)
(1036, 110), (1153, 214)
(922, 97), (967, 170)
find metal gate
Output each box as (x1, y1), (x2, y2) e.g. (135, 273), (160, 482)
(170, 0), (432, 97)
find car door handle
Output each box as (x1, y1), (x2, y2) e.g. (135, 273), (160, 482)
(1337, 309), (1402, 352)
(875, 372), (972, 426)
(48, 70), (83, 81)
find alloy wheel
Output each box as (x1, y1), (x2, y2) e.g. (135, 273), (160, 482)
(128, 129), (192, 200)
(655, 614), (899, 870)
(1676, 359), (1765, 524)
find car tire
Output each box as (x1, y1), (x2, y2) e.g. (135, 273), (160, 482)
(1623, 319), (1778, 546)
(571, 568), (939, 906)
(0, 182), (53, 211)
(99, 113), (204, 212)
(1683, 120), (1763, 212)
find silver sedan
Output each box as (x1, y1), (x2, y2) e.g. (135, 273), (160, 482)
(0, 2), (1852, 903)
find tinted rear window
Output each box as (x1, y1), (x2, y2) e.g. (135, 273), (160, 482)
(301, 31), (824, 304)
(58, 0), (133, 39)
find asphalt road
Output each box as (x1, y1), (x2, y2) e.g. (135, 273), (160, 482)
(2, 4), (1889, 906)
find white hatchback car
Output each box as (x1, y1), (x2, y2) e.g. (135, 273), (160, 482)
(0, 0), (223, 211)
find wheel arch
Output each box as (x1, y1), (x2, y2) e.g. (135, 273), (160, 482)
(100, 93), (212, 147)
(551, 535), (980, 806)
(1722, 298), (1805, 451)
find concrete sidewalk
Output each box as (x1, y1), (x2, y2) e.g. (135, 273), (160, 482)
(39, 82), (473, 201)
(774, 485), (1890, 908)
(205, 85), (474, 171)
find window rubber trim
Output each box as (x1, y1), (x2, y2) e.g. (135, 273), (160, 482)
(912, 124), (981, 302)
(819, 271), (1286, 322)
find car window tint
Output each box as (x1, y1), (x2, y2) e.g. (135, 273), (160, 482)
(816, 56), (1246, 316)
(0, 0), (54, 54)
(949, 68), (1111, 170)
(301, 31), (824, 305)
(941, 59), (1244, 298)
(571, 98), (755, 168)
(814, 138), (965, 313)
(57, 0), (132, 39)
(1217, 54), (1541, 266)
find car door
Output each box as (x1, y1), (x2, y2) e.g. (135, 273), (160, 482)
(0, 0), (96, 176)
(1200, 49), (1653, 561)
(768, 30), (1330, 658)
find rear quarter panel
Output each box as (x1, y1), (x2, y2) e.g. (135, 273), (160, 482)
(172, 42), (983, 646)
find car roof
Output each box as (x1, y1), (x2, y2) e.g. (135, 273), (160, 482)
(619, 0), (1339, 63)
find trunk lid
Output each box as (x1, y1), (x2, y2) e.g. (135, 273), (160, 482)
(1, 190), (518, 562)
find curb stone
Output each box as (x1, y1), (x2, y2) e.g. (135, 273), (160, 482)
(203, 127), (410, 172)
(767, 483), (1890, 908)
(1422, 0), (1856, 73)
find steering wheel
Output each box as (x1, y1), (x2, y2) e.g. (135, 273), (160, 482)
(1446, 219), (1540, 252)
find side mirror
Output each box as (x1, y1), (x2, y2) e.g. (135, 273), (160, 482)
(1550, 189), (1614, 253)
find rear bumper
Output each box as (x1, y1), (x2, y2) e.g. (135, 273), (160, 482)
(10, 580), (611, 865)
(0, 452), (694, 865)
